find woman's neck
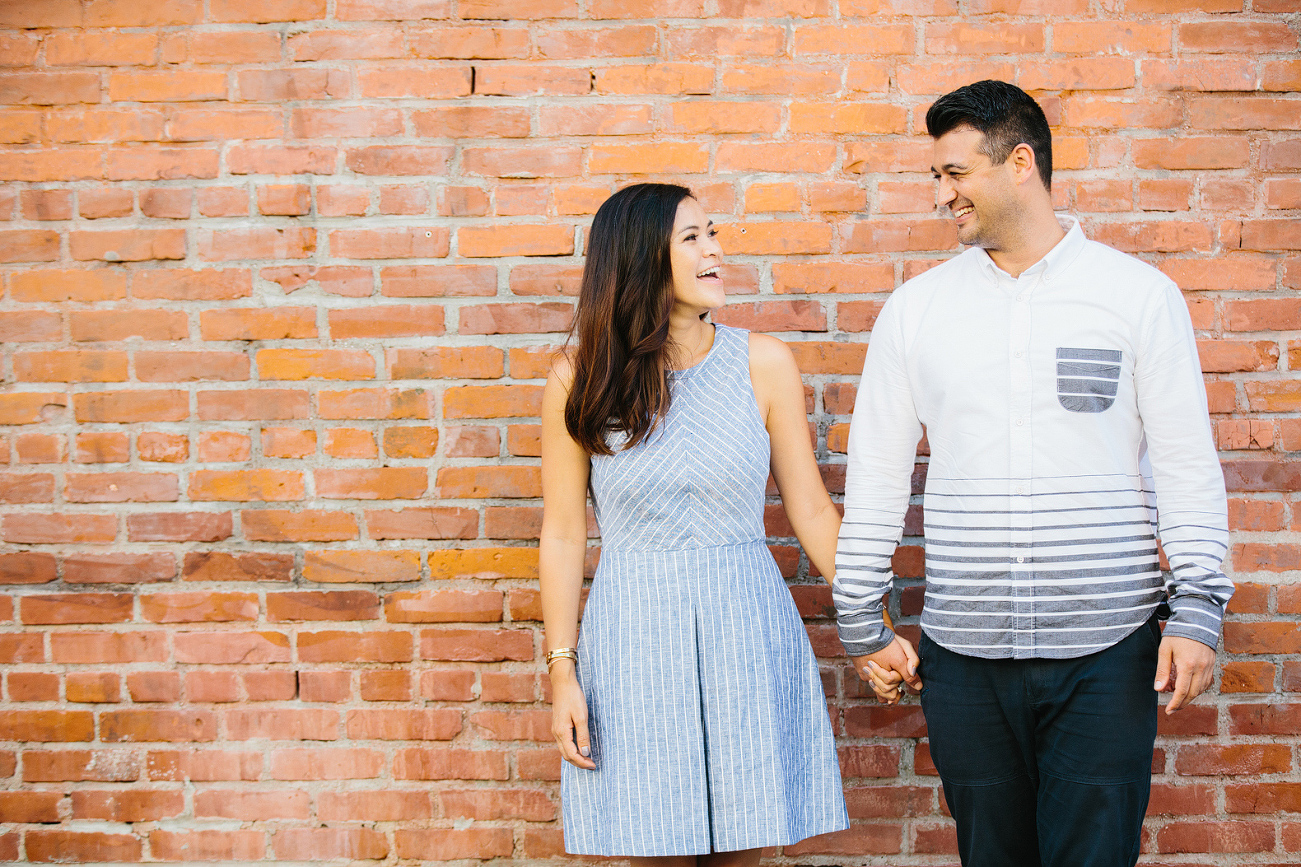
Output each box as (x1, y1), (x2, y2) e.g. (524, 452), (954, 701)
(667, 314), (715, 370)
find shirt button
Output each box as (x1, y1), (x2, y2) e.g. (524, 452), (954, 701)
(1014, 351), (1023, 358)
(1016, 556), (1025, 563)
(1015, 486), (1024, 494)
(1016, 294), (1025, 301)
(1016, 418), (1025, 426)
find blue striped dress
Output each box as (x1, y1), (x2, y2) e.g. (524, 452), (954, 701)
(561, 325), (848, 856)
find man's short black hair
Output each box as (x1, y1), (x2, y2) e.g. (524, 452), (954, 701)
(925, 80), (1053, 191)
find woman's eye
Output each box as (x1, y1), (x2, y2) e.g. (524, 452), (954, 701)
(708, 228), (718, 238)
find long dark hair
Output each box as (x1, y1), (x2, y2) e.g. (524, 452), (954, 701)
(564, 183), (692, 455)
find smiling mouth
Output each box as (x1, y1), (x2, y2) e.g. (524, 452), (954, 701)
(953, 205), (975, 220)
(696, 266), (721, 280)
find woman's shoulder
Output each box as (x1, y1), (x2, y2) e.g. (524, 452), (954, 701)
(745, 330), (797, 374)
(546, 348), (577, 391)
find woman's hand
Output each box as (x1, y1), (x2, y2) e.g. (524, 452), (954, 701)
(550, 666), (595, 770)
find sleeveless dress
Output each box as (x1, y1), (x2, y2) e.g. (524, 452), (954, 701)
(561, 325), (848, 856)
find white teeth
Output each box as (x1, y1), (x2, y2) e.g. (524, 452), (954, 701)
(697, 266), (720, 278)
(954, 206), (974, 218)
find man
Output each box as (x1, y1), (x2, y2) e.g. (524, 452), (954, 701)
(833, 80), (1234, 867)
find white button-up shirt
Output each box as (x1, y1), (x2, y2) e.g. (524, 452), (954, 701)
(834, 216), (1234, 660)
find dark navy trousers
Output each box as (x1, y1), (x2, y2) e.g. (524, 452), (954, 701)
(919, 616), (1161, 867)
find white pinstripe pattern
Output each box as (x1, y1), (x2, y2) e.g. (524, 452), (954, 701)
(561, 326), (848, 856)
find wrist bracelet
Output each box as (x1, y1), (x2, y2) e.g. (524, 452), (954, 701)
(545, 647), (578, 667)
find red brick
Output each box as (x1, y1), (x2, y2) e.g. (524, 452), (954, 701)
(137, 432), (188, 463)
(198, 226), (316, 261)
(242, 509), (358, 542)
(194, 789), (310, 820)
(10, 270), (127, 302)
(26, 831), (142, 863)
(393, 828), (512, 861)
(8, 672), (59, 701)
(329, 305), (445, 338)
(125, 671), (185, 703)
(318, 388), (430, 419)
(1134, 137), (1248, 170)
(146, 749), (261, 781)
(299, 630), (412, 663)
(74, 390), (188, 423)
(314, 467), (426, 499)
(261, 428), (316, 458)
(329, 226), (448, 259)
(436, 467), (540, 499)
(65, 472), (178, 503)
(182, 551), (293, 582)
(267, 591), (379, 621)
(72, 788), (183, 821)
(303, 549), (421, 583)
(383, 426), (440, 458)
(4, 513), (117, 544)
(15, 350), (127, 383)
(0, 472), (54, 503)
(256, 348), (375, 381)
(13, 433), (64, 464)
(360, 669), (412, 701)
(100, 709), (216, 743)
(174, 632), (290, 664)
(23, 749), (140, 783)
(75, 432), (130, 464)
(366, 507), (478, 539)
(346, 708), (462, 740)
(189, 469), (305, 501)
(0, 552), (57, 584)
(228, 144), (337, 175)
(380, 264), (497, 296)
(1155, 820), (1275, 854)
(136, 351), (250, 382)
(149, 830), (265, 862)
(0, 230), (59, 262)
(139, 592), (258, 623)
(61, 553), (176, 584)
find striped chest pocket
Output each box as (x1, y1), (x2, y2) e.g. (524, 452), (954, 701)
(1056, 347), (1121, 413)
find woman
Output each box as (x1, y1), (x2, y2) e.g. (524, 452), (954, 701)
(539, 183), (851, 865)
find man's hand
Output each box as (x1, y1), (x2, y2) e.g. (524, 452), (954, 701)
(850, 635), (922, 705)
(1154, 635), (1216, 715)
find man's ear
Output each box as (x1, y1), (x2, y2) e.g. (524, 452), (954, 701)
(1009, 142), (1038, 187)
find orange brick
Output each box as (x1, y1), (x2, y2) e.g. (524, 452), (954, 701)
(379, 264), (497, 297)
(242, 509), (358, 542)
(383, 426), (440, 458)
(303, 550), (421, 583)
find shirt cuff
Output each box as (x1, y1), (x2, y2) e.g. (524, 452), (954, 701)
(836, 616), (896, 658)
(1163, 594), (1226, 650)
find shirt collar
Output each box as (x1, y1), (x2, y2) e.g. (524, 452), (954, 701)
(974, 214), (1085, 282)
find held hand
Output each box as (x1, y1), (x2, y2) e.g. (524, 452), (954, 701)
(549, 672), (596, 769)
(1154, 635), (1217, 715)
(850, 636), (922, 705)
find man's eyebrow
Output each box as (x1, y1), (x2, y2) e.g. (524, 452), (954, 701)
(931, 162), (970, 174)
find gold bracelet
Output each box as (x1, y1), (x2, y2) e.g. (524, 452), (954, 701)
(545, 647), (578, 667)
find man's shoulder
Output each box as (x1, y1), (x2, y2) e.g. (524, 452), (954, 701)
(894, 245), (985, 298)
(1076, 233), (1173, 290)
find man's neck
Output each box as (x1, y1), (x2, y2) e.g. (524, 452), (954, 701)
(986, 211), (1068, 279)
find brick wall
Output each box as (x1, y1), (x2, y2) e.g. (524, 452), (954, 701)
(0, 0), (1297, 863)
